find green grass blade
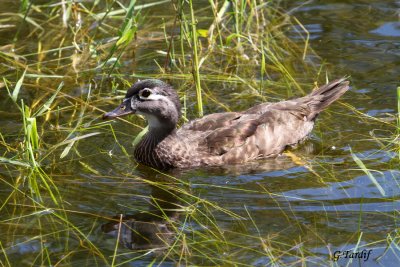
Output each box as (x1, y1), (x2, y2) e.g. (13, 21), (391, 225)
(189, 0), (203, 117)
(0, 156), (31, 168)
(59, 132), (101, 159)
(34, 82), (64, 117)
(351, 149), (386, 196)
(132, 126), (148, 147)
(11, 69), (26, 102)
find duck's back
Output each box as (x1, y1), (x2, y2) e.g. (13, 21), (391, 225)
(174, 106), (313, 167)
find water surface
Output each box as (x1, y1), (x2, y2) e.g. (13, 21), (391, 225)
(0, 0), (399, 266)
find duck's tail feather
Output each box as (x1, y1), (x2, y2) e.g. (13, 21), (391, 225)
(308, 78), (349, 119)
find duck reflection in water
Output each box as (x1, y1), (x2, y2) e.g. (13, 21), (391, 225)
(101, 174), (180, 251)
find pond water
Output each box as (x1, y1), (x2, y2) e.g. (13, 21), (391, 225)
(0, 0), (399, 266)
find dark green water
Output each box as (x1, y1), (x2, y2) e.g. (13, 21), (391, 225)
(0, 1), (399, 266)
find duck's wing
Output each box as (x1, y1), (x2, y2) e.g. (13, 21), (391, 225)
(198, 109), (315, 164)
(176, 113), (261, 163)
(180, 112), (242, 131)
(243, 102), (274, 114)
(202, 115), (261, 156)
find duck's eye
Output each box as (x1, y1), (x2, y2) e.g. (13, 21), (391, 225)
(140, 89), (151, 98)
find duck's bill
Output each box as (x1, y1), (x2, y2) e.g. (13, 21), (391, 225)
(103, 100), (136, 120)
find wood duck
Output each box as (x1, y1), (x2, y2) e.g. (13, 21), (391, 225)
(103, 78), (349, 170)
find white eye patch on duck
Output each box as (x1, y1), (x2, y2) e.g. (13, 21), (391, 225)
(138, 89), (170, 101)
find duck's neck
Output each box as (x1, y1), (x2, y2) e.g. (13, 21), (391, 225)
(139, 112), (177, 140)
(133, 122), (177, 169)
(148, 124), (176, 142)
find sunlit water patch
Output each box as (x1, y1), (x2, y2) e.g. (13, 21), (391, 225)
(371, 22), (400, 37)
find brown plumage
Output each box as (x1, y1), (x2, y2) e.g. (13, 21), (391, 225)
(103, 78), (349, 170)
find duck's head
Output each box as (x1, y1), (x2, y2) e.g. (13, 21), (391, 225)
(103, 79), (181, 130)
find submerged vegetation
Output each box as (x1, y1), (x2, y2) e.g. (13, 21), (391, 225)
(0, 0), (399, 266)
